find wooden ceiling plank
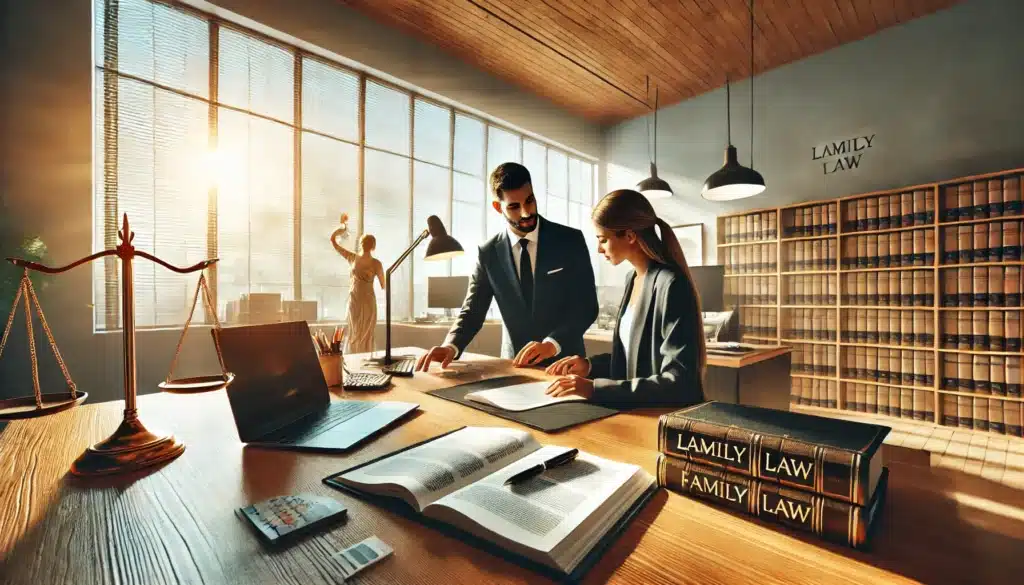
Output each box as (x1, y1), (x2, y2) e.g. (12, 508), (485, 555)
(531, 0), (706, 98)
(353, 0), (619, 115)
(474, 0), (642, 99)
(618, 0), (720, 87)
(772, 0), (823, 56)
(594, 0), (719, 99)
(831, 0), (867, 40)
(753, 0), (801, 66)
(893, 0), (916, 21)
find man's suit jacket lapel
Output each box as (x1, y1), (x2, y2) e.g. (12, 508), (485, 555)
(494, 231), (527, 315)
(532, 218), (557, 321)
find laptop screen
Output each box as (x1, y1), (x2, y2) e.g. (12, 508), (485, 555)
(214, 320), (330, 442)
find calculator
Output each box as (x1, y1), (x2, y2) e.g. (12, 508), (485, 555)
(343, 370), (392, 390)
(237, 493), (347, 544)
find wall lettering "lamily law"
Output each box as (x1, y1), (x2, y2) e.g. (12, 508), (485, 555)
(812, 133), (875, 174)
(675, 435), (748, 464)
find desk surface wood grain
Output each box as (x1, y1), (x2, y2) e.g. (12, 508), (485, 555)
(1, 348), (1022, 585)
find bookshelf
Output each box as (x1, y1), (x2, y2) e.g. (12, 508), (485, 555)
(717, 166), (1024, 439)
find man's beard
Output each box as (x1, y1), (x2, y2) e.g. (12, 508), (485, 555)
(506, 213), (539, 234)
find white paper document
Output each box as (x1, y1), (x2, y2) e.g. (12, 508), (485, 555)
(464, 381), (585, 412)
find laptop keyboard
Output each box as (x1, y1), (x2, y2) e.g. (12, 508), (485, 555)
(276, 401), (376, 444)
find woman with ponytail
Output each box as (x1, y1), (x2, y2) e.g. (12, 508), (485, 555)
(544, 189), (707, 406)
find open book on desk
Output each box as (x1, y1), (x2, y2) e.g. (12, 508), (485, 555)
(464, 380), (585, 412)
(323, 426), (656, 580)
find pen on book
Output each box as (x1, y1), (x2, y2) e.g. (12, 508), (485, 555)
(504, 448), (579, 485)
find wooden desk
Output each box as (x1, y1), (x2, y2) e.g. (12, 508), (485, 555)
(2, 348), (1022, 585)
(703, 344), (792, 411)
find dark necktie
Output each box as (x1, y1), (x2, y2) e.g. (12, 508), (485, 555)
(518, 238), (533, 311)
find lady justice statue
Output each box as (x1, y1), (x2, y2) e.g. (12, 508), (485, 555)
(330, 213), (384, 354)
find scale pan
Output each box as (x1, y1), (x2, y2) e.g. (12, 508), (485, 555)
(158, 372), (234, 393)
(0, 391), (89, 420)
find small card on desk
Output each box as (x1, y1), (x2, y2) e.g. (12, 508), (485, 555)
(237, 493), (347, 544)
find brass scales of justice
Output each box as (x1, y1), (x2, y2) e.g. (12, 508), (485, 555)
(0, 214), (234, 476)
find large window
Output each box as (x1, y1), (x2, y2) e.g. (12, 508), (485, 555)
(92, 0), (596, 330)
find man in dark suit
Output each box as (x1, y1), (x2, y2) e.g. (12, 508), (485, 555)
(416, 162), (598, 370)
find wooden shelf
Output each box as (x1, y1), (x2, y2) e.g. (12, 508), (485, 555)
(939, 213), (1024, 227)
(718, 240), (778, 248)
(723, 273), (777, 278)
(937, 389), (1024, 403)
(840, 224), (935, 236)
(718, 165), (1024, 435)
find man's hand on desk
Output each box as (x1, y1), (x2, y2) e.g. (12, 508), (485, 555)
(511, 340), (558, 367)
(415, 345), (456, 371)
(544, 375), (594, 400)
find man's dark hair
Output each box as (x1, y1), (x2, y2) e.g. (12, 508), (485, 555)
(490, 162), (532, 200)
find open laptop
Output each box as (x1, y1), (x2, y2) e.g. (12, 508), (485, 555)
(213, 320), (419, 451)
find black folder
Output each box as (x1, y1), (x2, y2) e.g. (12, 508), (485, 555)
(323, 426), (658, 583)
(425, 376), (620, 432)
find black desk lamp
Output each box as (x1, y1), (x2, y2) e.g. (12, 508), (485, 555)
(372, 215), (463, 369)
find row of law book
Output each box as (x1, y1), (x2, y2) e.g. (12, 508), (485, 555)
(782, 203), (838, 238)
(941, 221), (1023, 264)
(841, 309), (934, 347)
(784, 239), (837, 271)
(842, 347), (935, 389)
(782, 308), (837, 341)
(841, 230), (936, 268)
(941, 266), (1023, 307)
(784, 274), (837, 305)
(940, 176), (1024, 222)
(940, 311), (1023, 352)
(739, 308), (777, 337)
(940, 354), (1022, 397)
(725, 277), (776, 305)
(842, 382), (935, 423)
(842, 272), (935, 307)
(722, 212), (778, 243)
(791, 378), (838, 408)
(942, 395), (1024, 436)
(843, 190), (935, 232)
(791, 343), (837, 376)
(657, 402), (889, 549)
(723, 244), (778, 274)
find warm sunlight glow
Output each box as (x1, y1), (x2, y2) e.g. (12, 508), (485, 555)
(204, 146), (247, 207)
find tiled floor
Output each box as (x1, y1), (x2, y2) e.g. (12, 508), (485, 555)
(794, 405), (1024, 490)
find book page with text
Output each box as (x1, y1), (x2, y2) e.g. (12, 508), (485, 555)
(338, 427), (541, 511)
(424, 446), (641, 560)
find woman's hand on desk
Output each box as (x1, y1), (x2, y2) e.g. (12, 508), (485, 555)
(544, 375), (594, 399)
(544, 355), (591, 377)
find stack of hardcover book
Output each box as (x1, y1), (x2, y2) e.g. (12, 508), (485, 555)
(657, 402), (890, 549)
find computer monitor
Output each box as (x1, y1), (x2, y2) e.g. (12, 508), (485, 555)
(690, 265), (725, 312)
(428, 276), (469, 309)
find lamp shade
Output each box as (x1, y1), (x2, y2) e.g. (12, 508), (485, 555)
(701, 145), (765, 201)
(637, 162), (673, 199)
(424, 215), (464, 260)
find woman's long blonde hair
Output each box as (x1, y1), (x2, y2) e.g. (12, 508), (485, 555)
(592, 189), (707, 377)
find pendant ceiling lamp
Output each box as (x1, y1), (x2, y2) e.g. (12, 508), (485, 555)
(702, 0), (765, 201)
(637, 78), (673, 199)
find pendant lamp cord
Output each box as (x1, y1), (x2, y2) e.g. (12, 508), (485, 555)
(645, 75), (652, 165)
(750, 0), (755, 168)
(725, 75), (731, 146)
(654, 86), (659, 166)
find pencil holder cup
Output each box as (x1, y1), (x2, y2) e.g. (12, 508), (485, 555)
(318, 353), (342, 387)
